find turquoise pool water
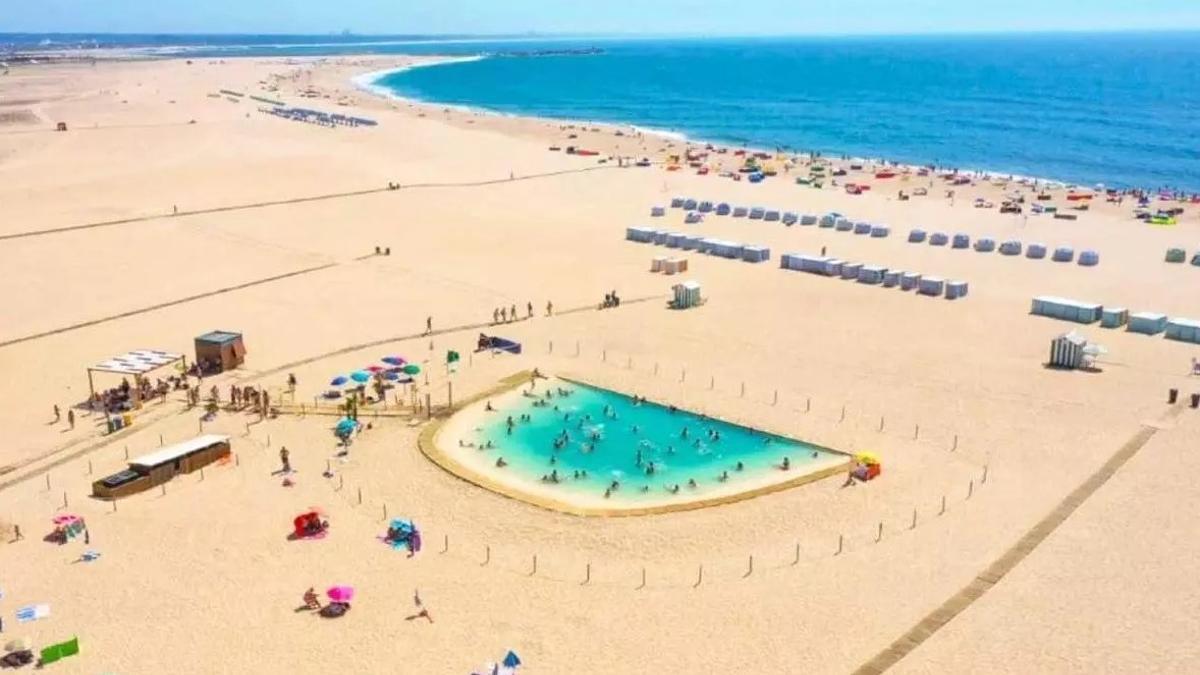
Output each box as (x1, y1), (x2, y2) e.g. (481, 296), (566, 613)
(461, 380), (842, 502)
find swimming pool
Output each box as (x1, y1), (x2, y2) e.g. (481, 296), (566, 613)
(430, 377), (850, 515)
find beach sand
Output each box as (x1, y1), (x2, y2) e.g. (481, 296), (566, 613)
(0, 54), (1197, 673)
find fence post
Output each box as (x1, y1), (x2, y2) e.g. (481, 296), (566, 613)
(575, 340), (580, 357)
(160, 484), (167, 496)
(45, 474), (51, 491)
(744, 555), (754, 578)
(383, 503), (388, 520)
(654, 362), (659, 376)
(549, 340), (553, 354)
(62, 491), (68, 509)
(637, 567), (646, 590)
(982, 464), (989, 484)
(530, 554), (538, 576)
(680, 368), (687, 383)
(693, 564), (703, 588)
(124, 445), (129, 460)
(112, 499), (117, 512)
(940, 495), (947, 515)
(876, 522), (884, 543)
(709, 375), (714, 390)
(199, 419), (204, 433)
(914, 424), (920, 440)
(88, 460), (93, 475)
(773, 390), (778, 406)
(911, 508), (918, 530)
(440, 534), (449, 554)
(879, 416), (885, 432)
(357, 487), (363, 504)
(806, 397), (811, 413)
(602, 349), (607, 362)
(836, 534), (844, 555)
(338, 475), (345, 491)
(839, 405), (846, 423)
(740, 382), (745, 397)
(159, 434), (164, 446)
(967, 479), (974, 499)
(952, 434), (959, 451)
(793, 543), (801, 565)
(448, 381), (453, 409)
(200, 468), (205, 482)
(425, 393), (432, 420)
(481, 545), (490, 566)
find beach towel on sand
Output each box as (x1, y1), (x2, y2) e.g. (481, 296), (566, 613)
(15, 604), (50, 623)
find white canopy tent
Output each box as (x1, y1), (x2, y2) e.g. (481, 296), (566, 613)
(87, 349), (186, 404)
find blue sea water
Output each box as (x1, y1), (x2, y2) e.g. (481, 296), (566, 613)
(469, 381), (838, 503)
(6, 32), (1199, 190)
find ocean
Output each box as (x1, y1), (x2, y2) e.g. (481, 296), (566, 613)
(7, 32), (1199, 190)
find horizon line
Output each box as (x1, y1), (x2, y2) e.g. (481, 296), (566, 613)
(4, 27), (1200, 41)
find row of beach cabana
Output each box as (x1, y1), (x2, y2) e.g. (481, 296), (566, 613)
(909, 230), (1098, 266)
(261, 106), (379, 128)
(661, 200), (870, 231)
(1031, 296), (1200, 343)
(780, 252), (967, 299)
(627, 227), (771, 263)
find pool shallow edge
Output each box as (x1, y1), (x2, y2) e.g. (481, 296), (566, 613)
(418, 372), (854, 517)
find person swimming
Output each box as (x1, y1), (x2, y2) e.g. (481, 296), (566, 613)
(736, 461), (744, 471)
(687, 478), (697, 488)
(781, 457), (791, 471)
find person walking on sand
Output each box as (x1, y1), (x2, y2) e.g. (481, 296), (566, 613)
(527, 301), (533, 319)
(67, 409), (75, 430)
(500, 307), (507, 323)
(510, 304), (517, 322)
(425, 316), (432, 335)
(303, 587), (321, 610)
(53, 404), (60, 423)
(279, 446), (291, 473)
(493, 307), (499, 324)
(546, 300), (553, 316)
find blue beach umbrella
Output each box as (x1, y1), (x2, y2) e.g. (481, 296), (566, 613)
(335, 418), (356, 436)
(329, 375), (349, 387)
(381, 356), (406, 366)
(350, 371), (371, 384)
(502, 651), (521, 668)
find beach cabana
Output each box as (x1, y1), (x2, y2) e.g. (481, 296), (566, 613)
(682, 198), (698, 210)
(1165, 317), (1200, 344)
(819, 214), (836, 228)
(1031, 296), (1102, 324)
(665, 233), (684, 248)
(882, 270), (902, 288)
(900, 272), (922, 291)
(764, 210), (781, 222)
(952, 233), (970, 249)
(857, 265), (886, 284)
(1078, 250), (1100, 266)
(929, 232), (949, 246)
(782, 212), (798, 225)
(1000, 240), (1022, 256)
(822, 259), (845, 277)
(1101, 307), (1129, 328)
(194, 331), (245, 373)
(92, 434), (231, 500)
(684, 212), (703, 224)
(672, 197), (686, 208)
(835, 218), (854, 232)
(800, 214), (818, 226)
(650, 206), (666, 217)
(1193, 253), (1200, 266)
(742, 246), (771, 263)
(908, 229), (927, 243)
(653, 230), (670, 245)
(626, 227), (654, 243)
(870, 225), (890, 238)
(732, 206), (749, 218)
(945, 280), (969, 299)
(1027, 243), (1048, 259)
(974, 238), (996, 252)
(1052, 247), (1075, 263)
(698, 201), (714, 213)
(1165, 248), (1186, 263)
(651, 256), (668, 273)
(679, 235), (701, 251)
(918, 277), (945, 296)
(1128, 312), (1168, 335)
(853, 221), (872, 235)
(840, 262), (863, 280)
(749, 207), (766, 220)
(671, 281), (702, 309)
(1048, 331), (1088, 369)
(715, 203), (731, 216)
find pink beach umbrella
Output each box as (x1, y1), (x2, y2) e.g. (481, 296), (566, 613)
(364, 365), (385, 373)
(326, 586), (355, 603)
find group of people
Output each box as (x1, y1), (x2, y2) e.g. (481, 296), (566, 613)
(91, 375), (183, 414)
(491, 301), (554, 326)
(600, 290), (622, 309)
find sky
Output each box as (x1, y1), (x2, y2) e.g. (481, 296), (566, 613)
(4, 0), (1200, 36)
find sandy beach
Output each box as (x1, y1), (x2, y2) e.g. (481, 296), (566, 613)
(0, 54), (1198, 674)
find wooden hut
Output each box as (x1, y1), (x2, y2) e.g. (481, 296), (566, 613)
(194, 331), (245, 373)
(92, 434), (231, 500)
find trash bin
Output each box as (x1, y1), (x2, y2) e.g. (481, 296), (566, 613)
(1192, 393), (1200, 409)
(122, 412), (133, 427)
(1168, 388), (1178, 404)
